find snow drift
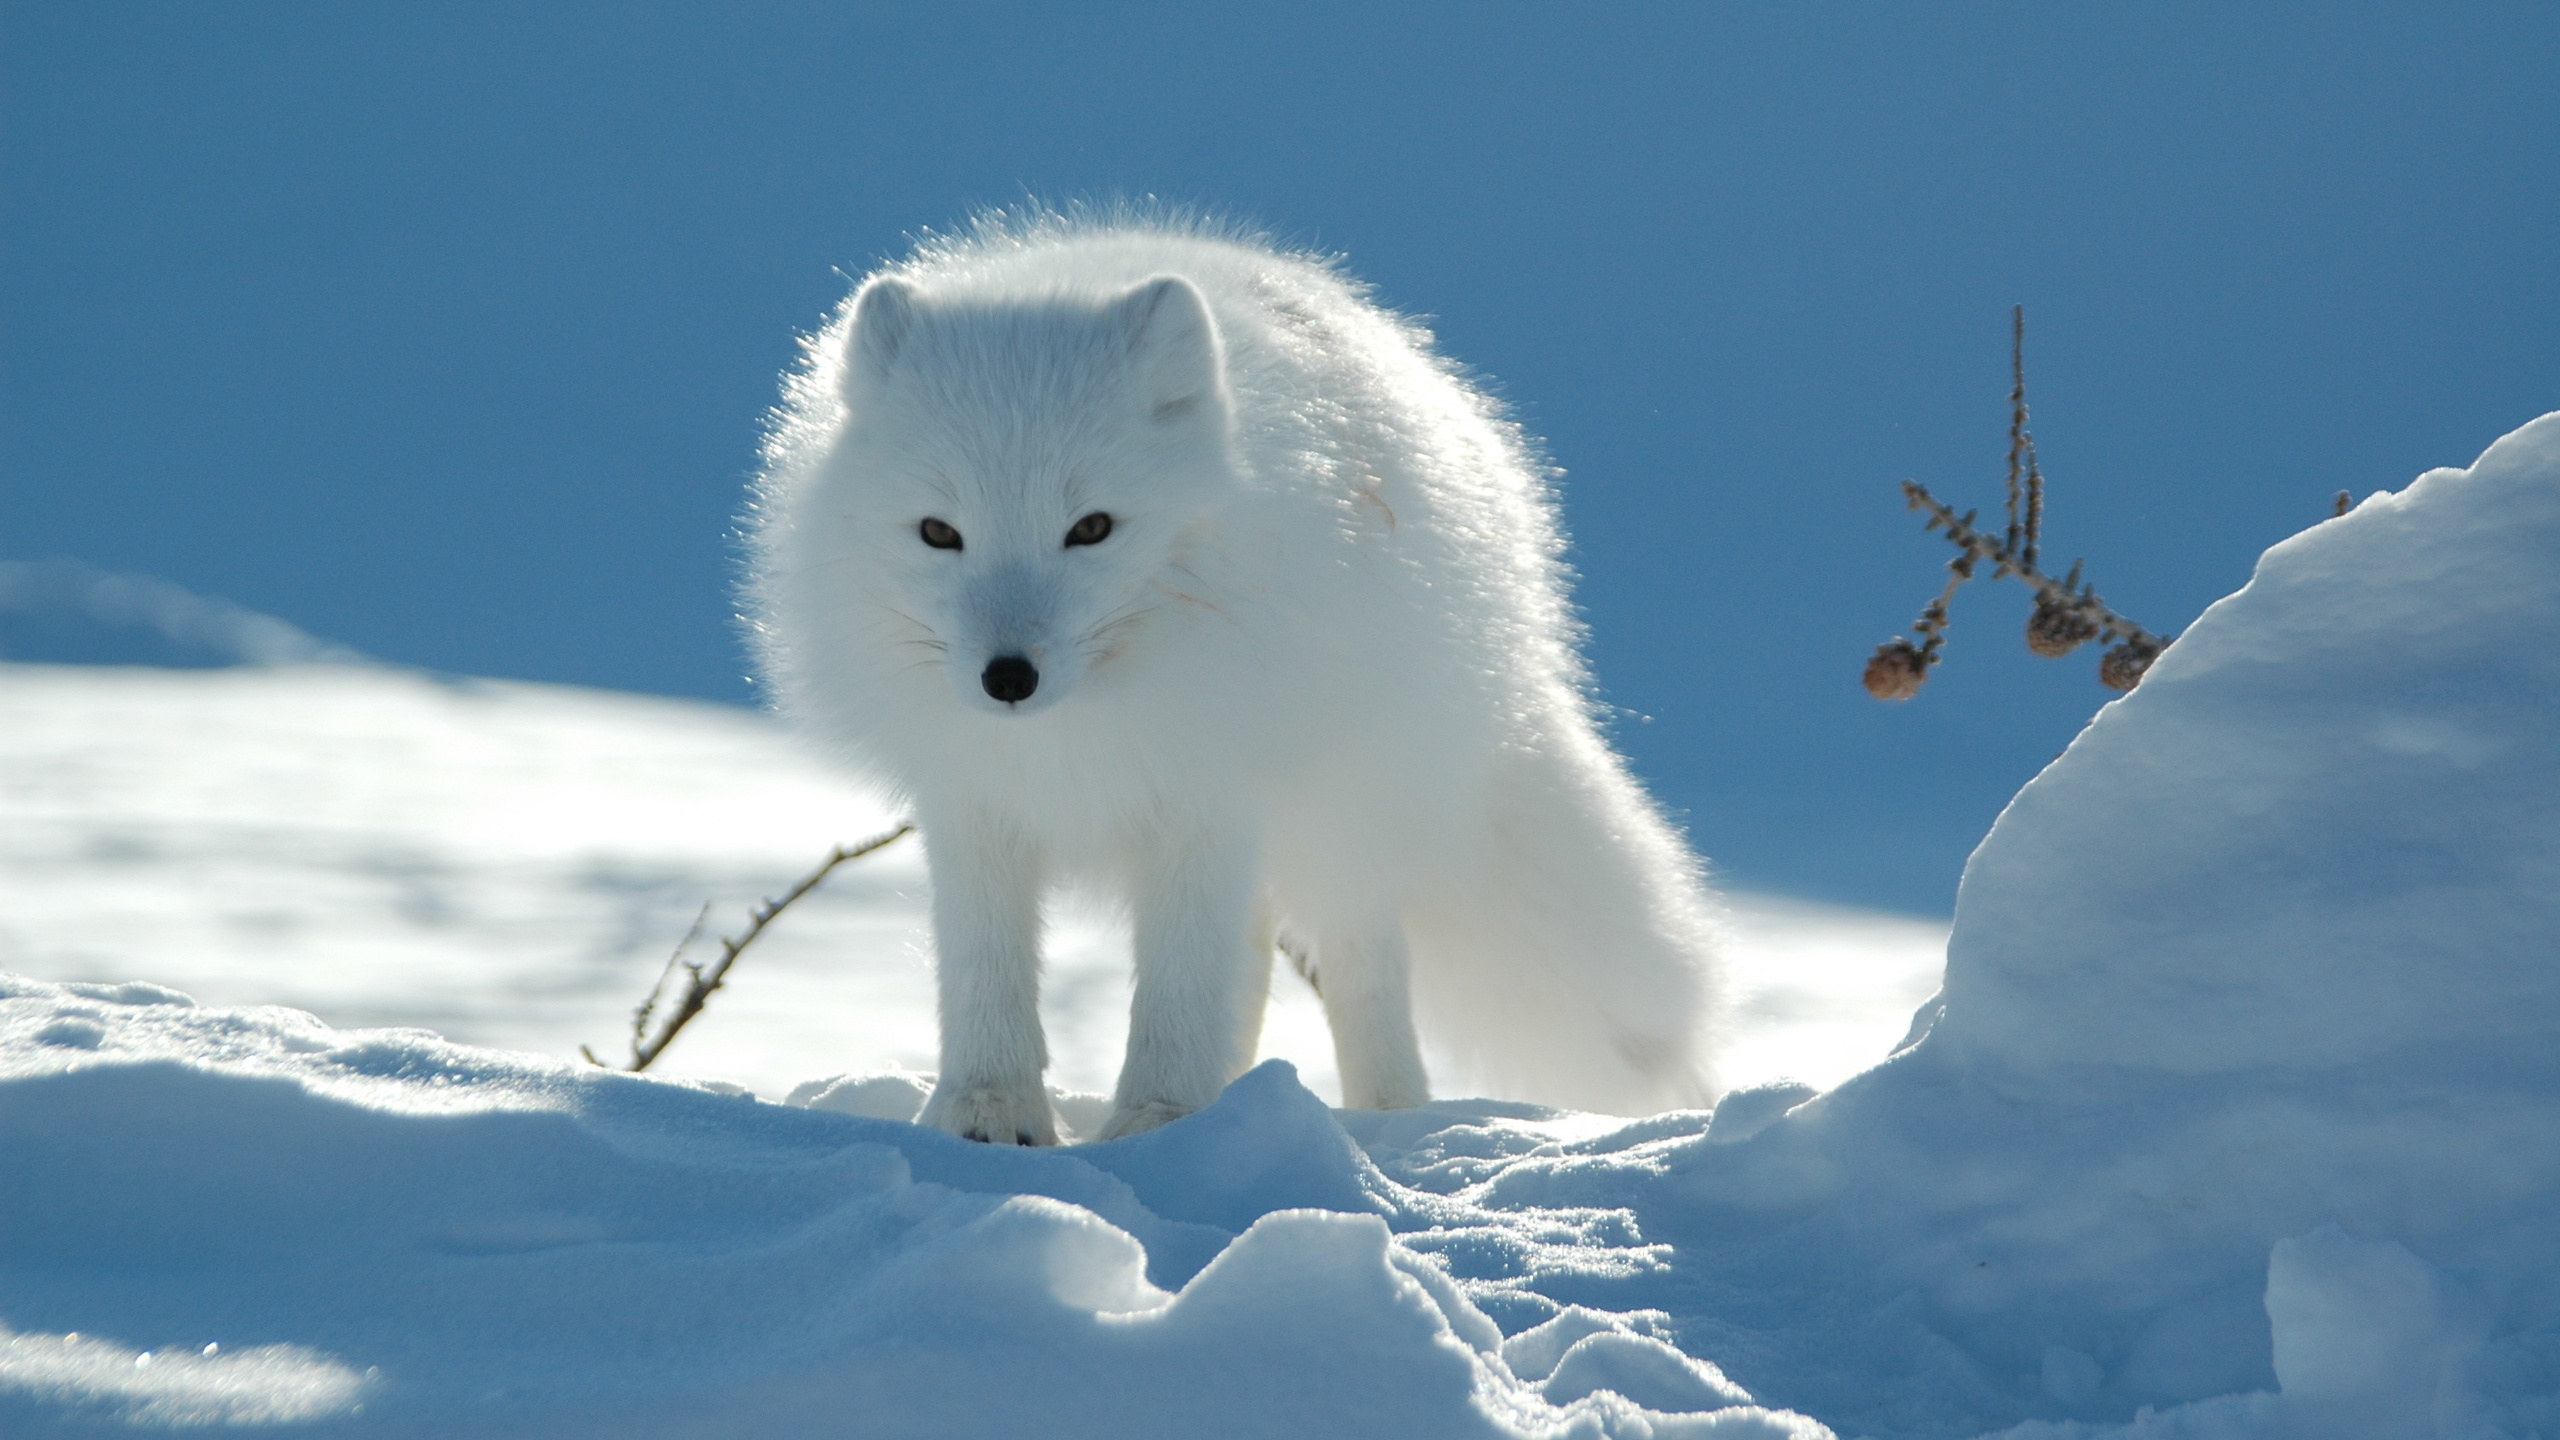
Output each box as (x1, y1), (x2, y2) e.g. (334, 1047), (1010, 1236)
(1666, 412), (2560, 1438)
(2, 412), (2554, 1438)
(0, 989), (1823, 1438)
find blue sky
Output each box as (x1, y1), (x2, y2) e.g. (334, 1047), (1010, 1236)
(5, 2), (2554, 912)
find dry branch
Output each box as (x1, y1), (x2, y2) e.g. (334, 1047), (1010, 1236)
(1865, 308), (2172, 700)
(582, 823), (914, 1072)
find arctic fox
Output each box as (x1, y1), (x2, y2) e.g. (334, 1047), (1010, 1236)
(747, 215), (1724, 1143)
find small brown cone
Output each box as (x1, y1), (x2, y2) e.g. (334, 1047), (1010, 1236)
(1863, 640), (1930, 701)
(2098, 640), (2160, 691)
(2025, 598), (2101, 658)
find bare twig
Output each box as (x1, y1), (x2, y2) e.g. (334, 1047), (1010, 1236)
(1896, 483), (2170, 686)
(583, 823), (914, 1072)
(600, 903), (713, 1066)
(2006, 306), (2032, 564)
(1865, 308), (2172, 699)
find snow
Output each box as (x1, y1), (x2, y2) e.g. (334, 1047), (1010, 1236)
(0, 661), (1948, 1104)
(0, 986), (1827, 1437)
(2, 411), (2554, 1437)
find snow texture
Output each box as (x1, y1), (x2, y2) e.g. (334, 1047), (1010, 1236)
(0, 986), (1827, 1438)
(2, 411), (2555, 1437)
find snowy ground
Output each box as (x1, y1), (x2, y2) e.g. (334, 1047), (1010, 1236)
(0, 661), (1947, 1105)
(3, 413), (2554, 1438)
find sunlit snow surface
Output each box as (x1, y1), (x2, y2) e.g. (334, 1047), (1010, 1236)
(5, 412), (2558, 1439)
(0, 661), (1945, 1103)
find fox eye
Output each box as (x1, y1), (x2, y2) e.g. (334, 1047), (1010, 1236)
(1064, 512), (1113, 547)
(919, 517), (962, 551)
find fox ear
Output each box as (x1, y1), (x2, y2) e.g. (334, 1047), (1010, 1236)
(1113, 275), (1227, 423)
(844, 277), (920, 392)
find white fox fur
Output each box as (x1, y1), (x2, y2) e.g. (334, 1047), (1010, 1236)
(746, 213), (1724, 1143)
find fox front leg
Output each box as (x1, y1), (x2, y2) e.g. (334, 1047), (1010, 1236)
(1099, 824), (1264, 1140)
(1298, 921), (1429, 1111)
(916, 818), (1058, 1145)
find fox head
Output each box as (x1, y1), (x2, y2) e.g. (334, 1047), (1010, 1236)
(823, 273), (1237, 716)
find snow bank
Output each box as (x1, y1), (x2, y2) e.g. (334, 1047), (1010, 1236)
(0, 981), (1826, 1438)
(1652, 411), (2560, 1437)
(3, 413), (2553, 1437)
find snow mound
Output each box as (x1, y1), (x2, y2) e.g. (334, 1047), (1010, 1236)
(0, 980), (1826, 1438)
(1671, 411), (2560, 1438)
(3, 412), (2553, 1438)
(1940, 413), (2560, 1078)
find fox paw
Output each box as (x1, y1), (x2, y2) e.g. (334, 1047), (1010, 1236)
(1095, 1099), (1193, 1141)
(920, 1079), (1058, 1146)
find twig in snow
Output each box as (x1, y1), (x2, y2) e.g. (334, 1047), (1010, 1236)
(581, 823), (914, 1072)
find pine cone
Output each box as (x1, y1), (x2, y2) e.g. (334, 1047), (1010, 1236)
(2098, 640), (2160, 691)
(2025, 597), (2101, 658)
(1863, 640), (1931, 701)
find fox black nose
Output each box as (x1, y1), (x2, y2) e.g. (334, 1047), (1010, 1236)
(981, 655), (1039, 704)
